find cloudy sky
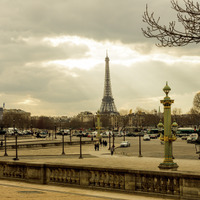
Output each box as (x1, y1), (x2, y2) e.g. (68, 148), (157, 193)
(0, 0), (199, 117)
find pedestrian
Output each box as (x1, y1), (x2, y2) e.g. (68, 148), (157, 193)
(0, 140), (3, 147)
(111, 147), (114, 155)
(105, 140), (107, 147)
(94, 143), (97, 151)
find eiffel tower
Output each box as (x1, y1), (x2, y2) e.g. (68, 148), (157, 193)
(100, 52), (118, 114)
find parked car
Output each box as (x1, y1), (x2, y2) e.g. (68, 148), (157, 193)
(36, 132), (47, 138)
(143, 134), (150, 141)
(187, 133), (198, 143)
(181, 136), (188, 140)
(120, 141), (130, 147)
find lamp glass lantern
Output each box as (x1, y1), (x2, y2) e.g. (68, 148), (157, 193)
(157, 121), (164, 132)
(171, 121), (178, 133)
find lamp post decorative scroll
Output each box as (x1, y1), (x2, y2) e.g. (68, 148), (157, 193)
(158, 82), (178, 170)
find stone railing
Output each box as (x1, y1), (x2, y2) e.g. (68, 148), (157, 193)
(0, 140), (94, 150)
(0, 161), (199, 199)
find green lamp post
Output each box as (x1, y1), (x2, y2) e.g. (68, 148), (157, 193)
(158, 82), (178, 170)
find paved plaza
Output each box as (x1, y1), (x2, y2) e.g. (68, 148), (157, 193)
(0, 136), (200, 173)
(0, 136), (200, 199)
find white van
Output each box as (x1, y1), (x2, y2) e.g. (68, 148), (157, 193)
(7, 127), (18, 135)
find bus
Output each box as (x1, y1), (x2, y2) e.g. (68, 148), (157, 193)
(176, 128), (196, 137)
(148, 129), (160, 139)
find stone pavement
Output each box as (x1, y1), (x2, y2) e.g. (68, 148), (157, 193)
(0, 140), (199, 199)
(0, 141), (200, 174)
(0, 179), (171, 200)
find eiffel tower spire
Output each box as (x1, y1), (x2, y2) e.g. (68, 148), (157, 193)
(100, 52), (118, 114)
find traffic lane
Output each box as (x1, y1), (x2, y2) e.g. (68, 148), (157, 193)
(114, 137), (198, 159)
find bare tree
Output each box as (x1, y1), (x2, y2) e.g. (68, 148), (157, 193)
(142, 0), (200, 47)
(193, 92), (200, 112)
(172, 108), (182, 115)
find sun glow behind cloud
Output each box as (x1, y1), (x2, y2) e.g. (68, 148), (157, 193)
(43, 35), (149, 69)
(43, 35), (200, 70)
(17, 98), (40, 106)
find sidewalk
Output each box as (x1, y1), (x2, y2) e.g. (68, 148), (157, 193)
(1, 143), (200, 174)
(0, 179), (171, 200)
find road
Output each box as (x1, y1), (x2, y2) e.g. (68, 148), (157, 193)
(114, 136), (198, 160)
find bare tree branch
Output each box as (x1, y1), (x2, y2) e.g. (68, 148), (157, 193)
(142, 0), (200, 47)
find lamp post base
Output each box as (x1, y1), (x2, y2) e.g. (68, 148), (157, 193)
(158, 162), (178, 170)
(13, 158), (19, 161)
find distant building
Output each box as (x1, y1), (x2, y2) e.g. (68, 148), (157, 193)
(77, 111), (94, 123)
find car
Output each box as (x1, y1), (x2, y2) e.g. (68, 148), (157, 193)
(120, 141), (130, 147)
(36, 132), (47, 138)
(181, 136), (188, 140)
(143, 134), (150, 141)
(126, 133), (137, 137)
(187, 133), (198, 143)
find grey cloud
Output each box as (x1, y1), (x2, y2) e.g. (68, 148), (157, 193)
(0, 1), (172, 44)
(0, 0), (198, 116)
(0, 39), (88, 67)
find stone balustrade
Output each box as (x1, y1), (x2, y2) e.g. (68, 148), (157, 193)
(0, 161), (199, 199)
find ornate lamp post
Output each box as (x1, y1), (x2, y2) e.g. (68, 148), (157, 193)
(158, 82), (178, 170)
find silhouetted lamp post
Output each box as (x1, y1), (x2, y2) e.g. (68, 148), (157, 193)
(4, 132), (8, 156)
(108, 131), (111, 150)
(112, 130), (115, 149)
(138, 132), (143, 157)
(30, 124), (33, 135)
(158, 82), (178, 170)
(13, 121), (19, 161)
(54, 124), (57, 139)
(69, 128), (72, 143)
(61, 131), (65, 155)
(79, 131), (83, 159)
